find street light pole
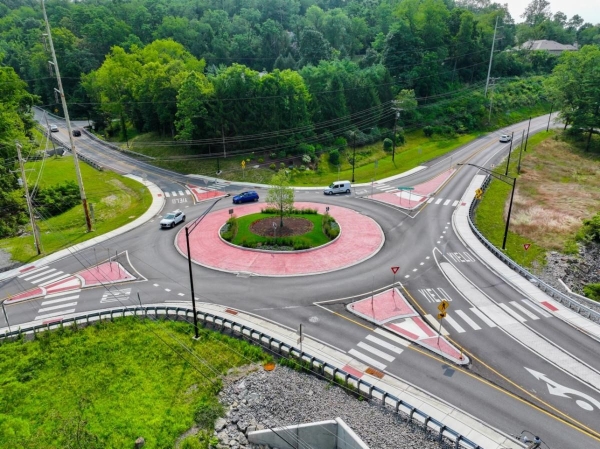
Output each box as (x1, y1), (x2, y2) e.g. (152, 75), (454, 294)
(505, 131), (514, 177)
(351, 131), (357, 183)
(184, 194), (230, 339)
(457, 163), (516, 251)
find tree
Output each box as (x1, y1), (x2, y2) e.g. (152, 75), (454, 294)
(266, 170), (295, 227)
(299, 29), (332, 66)
(545, 45), (600, 150)
(521, 0), (552, 27)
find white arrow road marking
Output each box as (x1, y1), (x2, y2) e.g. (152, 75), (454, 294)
(525, 367), (600, 411)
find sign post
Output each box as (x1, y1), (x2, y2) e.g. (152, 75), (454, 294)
(391, 266), (399, 297)
(297, 324), (303, 353)
(437, 300), (450, 345)
(241, 160), (246, 179)
(397, 186), (414, 208)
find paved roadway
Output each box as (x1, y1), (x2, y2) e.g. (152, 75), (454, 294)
(2, 113), (600, 448)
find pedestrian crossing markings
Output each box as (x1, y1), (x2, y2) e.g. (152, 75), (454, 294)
(34, 289), (81, 321)
(18, 266), (72, 287)
(348, 328), (410, 372)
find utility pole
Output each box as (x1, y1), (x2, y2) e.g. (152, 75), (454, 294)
(42, 110), (57, 156)
(505, 132), (514, 176)
(484, 16), (499, 98)
(523, 117), (532, 152)
(16, 143), (42, 255)
(546, 104), (553, 132)
(487, 78), (498, 124)
(351, 131), (357, 183)
(221, 124), (226, 158)
(391, 109), (401, 162)
(41, 0), (92, 232)
(517, 130), (525, 174)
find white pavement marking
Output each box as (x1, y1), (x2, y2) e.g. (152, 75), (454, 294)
(443, 199), (451, 206)
(452, 200), (459, 207)
(357, 342), (396, 362)
(164, 192), (171, 197)
(35, 309), (76, 321)
(443, 314), (466, 333)
(165, 288), (171, 292)
(521, 299), (552, 318)
(18, 266), (49, 277)
(498, 303), (527, 322)
(365, 335), (405, 354)
(171, 191), (178, 196)
(373, 328), (411, 347)
(185, 190), (191, 195)
(455, 310), (481, 330)
(470, 308), (497, 327)
(424, 314), (449, 335)
(510, 301), (539, 320)
(178, 190), (185, 196)
(23, 268), (55, 281)
(153, 283), (159, 287)
(37, 302), (78, 313)
(348, 349), (387, 371)
(427, 198), (434, 204)
(41, 295), (80, 306)
(38, 273), (71, 286)
(178, 293), (185, 296)
(45, 289), (81, 298)
(30, 271), (64, 284)
(435, 198), (443, 204)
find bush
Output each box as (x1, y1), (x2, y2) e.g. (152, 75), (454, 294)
(258, 157), (264, 163)
(583, 283), (600, 302)
(220, 216), (238, 241)
(383, 138), (393, 151)
(578, 213), (600, 243)
(299, 165), (306, 171)
(269, 153), (277, 159)
(279, 162), (285, 169)
(302, 154), (311, 164)
(329, 149), (340, 165)
(277, 150), (286, 159)
(269, 163), (276, 170)
(333, 137), (347, 148)
(322, 214), (340, 240)
(33, 181), (80, 218)
(423, 126), (434, 138)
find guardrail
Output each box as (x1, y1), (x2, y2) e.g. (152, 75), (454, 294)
(1, 305), (482, 449)
(79, 128), (156, 161)
(469, 176), (600, 323)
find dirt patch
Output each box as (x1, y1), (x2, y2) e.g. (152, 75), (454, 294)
(250, 217), (314, 237)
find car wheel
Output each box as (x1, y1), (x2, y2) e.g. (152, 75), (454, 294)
(254, 198), (258, 202)
(346, 189), (350, 194)
(182, 216), (185, 222)
(171, 223), (174, 228)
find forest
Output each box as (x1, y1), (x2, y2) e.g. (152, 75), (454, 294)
(1, 0), (600, 236)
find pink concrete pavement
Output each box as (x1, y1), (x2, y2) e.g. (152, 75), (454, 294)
(176, 202), (384, 276)
(369, 168), (456, 210)
(187, 184), (227, 203)
(4, 262), (135, 304)
(348, 288), (468, 365)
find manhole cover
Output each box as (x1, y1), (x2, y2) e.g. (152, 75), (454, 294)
(308, 316), (319, 323)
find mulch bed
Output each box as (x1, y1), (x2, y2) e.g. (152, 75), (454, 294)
(250, 217), (314, 237)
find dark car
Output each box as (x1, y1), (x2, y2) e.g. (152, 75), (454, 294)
(232, 191), (259, 204)
(72, 129), (81, 137)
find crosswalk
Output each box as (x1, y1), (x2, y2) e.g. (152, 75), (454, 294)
(429, 300), (552, 334)
(18, 265), (71, 287)
(34, 289), (80, 321)
(348, 328), (411, 372)
(164, 189), (191, 198)
(427, 197), (460, 207)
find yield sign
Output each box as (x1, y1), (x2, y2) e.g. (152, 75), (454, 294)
(523, 243), (531, 251)
(391, 266), (400, 274)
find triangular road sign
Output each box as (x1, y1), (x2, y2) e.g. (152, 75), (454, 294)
(391, 266), (399, 274)
(523, 243), (531, 251)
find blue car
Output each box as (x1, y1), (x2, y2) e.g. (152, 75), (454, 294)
(233, 191), (259, 204)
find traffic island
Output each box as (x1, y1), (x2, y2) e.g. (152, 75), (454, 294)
(348, 288), (469, 365)
(176, 202), (384, 276)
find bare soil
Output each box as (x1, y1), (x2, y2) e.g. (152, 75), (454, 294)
(250, 217), (314, 237)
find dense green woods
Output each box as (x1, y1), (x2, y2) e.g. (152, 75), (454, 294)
(1, 0), (599, 238)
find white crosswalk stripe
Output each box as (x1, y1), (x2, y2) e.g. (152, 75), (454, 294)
(22, 268), (56, 281)
(521, 299), (552, 317)
(357, 342), (395, 361)
(455, 310), (481, 330)
(470, 307), (497, 327)
(185, 190), (191, 195)
(30, 271), (65, 284)
(443, 199), (451, 206)
(510, 301), (539, 320)
(452, 200), (459, 207)
(435, 198), (443, 204)
(171, 191), (178, 196)
(18, 266), (51, 278)
(443, 313), (466, 333)
(164, 192), (171, 197)
(178, 190), (185, 196)
(365, 335), (405, 354)
(39, 273), (71, 286)
(498, 303), (526, 322)
(427, 197), (434, 203)
(348, 349), (387, 371)
(34, 290), (80, 321)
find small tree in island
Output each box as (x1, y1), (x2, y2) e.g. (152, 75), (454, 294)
(266, 170), (295, 228)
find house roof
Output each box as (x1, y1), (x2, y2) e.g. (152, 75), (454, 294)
(520, 40), (577, 51)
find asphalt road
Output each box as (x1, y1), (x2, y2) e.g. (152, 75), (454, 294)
(3, 112), (600, 448)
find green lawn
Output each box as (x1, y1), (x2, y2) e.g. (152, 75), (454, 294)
(230, 212), (331, 248)
(0, 318), (269, 448)
(474, 131), (554, 269)
(0, 157), (152, 263)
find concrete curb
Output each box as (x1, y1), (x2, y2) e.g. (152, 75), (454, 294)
(0, 175), (165, 282)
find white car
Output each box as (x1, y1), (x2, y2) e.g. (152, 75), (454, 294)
(49, 124), (59, 132)
(499, 134), (511, 143)
(160, 210), (185, 229)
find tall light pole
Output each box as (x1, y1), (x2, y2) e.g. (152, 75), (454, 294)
(391, 109), (401, 162)
(458, 163), (516, 250)
(41, 0), (92, 232)
(351, 131), (357, 183)
(185, 194), (230, 339)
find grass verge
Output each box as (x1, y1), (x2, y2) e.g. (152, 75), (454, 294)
(474, 130), (600, 270)
(0, 157), (152, 263)
(0, 317), (270, 449)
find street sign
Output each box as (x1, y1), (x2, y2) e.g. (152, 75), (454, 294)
(438, 300), (450, 313)
(391, 266), (399, 274)
(437, 312), (447, 320)
(475, 188), (483, 199)
(241, 160), (246, 168)
(397, 186), (414, 191)
(523, 243), (531, 251)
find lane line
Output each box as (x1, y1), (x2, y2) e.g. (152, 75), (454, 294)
(455, 310), (482, 330)
(348, 349), (387, 371)
(357, 342), (396, 361)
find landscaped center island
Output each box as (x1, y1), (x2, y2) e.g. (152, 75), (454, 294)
(221, 207), (339, 251)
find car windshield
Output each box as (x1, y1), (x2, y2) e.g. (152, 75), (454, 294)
(165, 214), (175, 219)
(329, 183), (335, 188)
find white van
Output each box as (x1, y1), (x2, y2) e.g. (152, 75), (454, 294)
(324, 180), (352, 195)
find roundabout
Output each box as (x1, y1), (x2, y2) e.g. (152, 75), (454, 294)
(175, 201), (384, 276)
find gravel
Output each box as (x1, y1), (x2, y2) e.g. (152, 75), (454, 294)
(214, 365), (450, 449)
